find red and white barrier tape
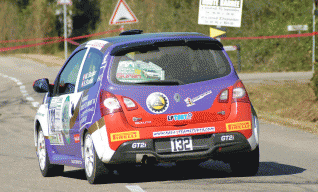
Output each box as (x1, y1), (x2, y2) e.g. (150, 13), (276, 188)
(222, 32), (318, 40)
(0, 29), (315, 52)
(0, 36), (63, 44)
(0, 28), (123, 52)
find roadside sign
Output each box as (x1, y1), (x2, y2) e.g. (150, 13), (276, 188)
(198, 0), (243, 27)
(287, 25), (308, 31)
(109, 0), (138, 25)
(57, 0), (72, 5)
(210, 27), (226, 38)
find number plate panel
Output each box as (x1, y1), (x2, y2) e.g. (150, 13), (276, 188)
(170, 136), (193, 152)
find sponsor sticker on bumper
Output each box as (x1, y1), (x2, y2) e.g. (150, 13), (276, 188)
(153, 127), (215, 137)
(226, 121), (251, 132)
(110, 131), (140, 142)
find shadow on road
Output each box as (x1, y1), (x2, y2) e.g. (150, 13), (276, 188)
(60, 160), (306, 184)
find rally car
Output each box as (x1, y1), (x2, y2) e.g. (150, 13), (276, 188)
(33, 29), (260, 184)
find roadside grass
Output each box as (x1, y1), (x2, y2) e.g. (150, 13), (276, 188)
(9, 53), (65, 67)
(245, 81), (318, 135)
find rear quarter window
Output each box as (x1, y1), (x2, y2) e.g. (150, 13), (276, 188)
(77, 49), (103, 92)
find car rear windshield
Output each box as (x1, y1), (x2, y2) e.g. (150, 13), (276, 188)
(110, 45), (231, 86)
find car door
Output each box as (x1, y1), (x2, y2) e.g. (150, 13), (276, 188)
(48, 49), (88, 156)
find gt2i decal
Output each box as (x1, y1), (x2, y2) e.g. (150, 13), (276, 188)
(153, 127), (215, 137)
(132, 142), (147, 149)
(226, 121), (251, 132)
(221, 135), (234, 141)
(184, 90), (212, 107)
(110, 131), (140, 142)
(167, 112), (192, 121)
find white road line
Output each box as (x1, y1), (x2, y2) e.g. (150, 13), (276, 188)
(126, 185), (146, 192)
(0, 74), (39, 108)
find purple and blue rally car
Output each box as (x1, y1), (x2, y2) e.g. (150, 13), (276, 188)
(33, 30), (259, 184)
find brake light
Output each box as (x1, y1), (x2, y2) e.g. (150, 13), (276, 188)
(100, 90), (122, 116)
(232, 80), (250, 103)
(123, 97), (138, 111)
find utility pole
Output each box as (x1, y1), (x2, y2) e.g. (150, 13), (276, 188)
(57, 0), (72, 60)
(313, 0), (316, 72)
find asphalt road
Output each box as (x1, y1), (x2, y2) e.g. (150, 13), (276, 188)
(0, 56), (317, 191)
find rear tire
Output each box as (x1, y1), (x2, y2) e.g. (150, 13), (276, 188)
(229, 146), (259, 176)
(84, 132), (109, 184)
(37, 128), (64, 177)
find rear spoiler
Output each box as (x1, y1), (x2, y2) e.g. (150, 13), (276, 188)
(110, 38), (224, 56)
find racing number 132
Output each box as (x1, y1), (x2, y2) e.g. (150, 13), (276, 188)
(170, 137), (193, 152)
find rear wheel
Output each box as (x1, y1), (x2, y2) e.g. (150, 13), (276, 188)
(37, 128), (64, 177)
(229, 146), (259, 176)
(84, 132), (109, 184)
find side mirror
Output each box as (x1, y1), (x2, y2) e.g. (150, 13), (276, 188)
(33, 78), (50, 93)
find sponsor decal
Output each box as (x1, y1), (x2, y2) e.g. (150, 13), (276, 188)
(81, 70), (97, 87)
(85, 40), (108, 50)
(74, 134), (80, 143)
(226, 121), (251, 132)
(153, 127), (215, 137)
(167, 112), (193, 121)
(71, 160), (82, 165)
(221, 135), (234, 141)
(110, 131), (140, 142)
(132, 117), (142, 122)
(146, 92), (169, 114)
(135, 121), (151, 125)
(184, 90), (212, 107)
(97, 74), (103, 82)
(132, 142), (147, 149)
(62, 96), (71, 144)
(49, 133), (64, 145)
(116, 73), (141, 79)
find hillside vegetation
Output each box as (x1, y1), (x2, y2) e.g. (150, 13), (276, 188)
(0, 0), (316, 72)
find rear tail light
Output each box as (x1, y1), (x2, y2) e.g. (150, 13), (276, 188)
(218, 88), (229, 103)
(123, 97), (138, 111)
(232, 80), (250, 103)
(100, 90), (122, 116)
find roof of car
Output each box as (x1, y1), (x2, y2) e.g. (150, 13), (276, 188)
(100, 32), (216, 44)
(76, 31), (223, 55)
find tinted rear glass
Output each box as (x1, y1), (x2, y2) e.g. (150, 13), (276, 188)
(110, 45), (231, 85)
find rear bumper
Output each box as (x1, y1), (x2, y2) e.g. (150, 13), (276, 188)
(108, 132), (251, 164)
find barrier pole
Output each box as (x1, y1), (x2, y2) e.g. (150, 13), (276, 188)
(313, 0), (316, 72)
(64, 4), (68, 60)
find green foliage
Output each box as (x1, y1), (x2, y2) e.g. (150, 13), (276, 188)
(0, 0), (58, 54)
(71, 0), (101, 39)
